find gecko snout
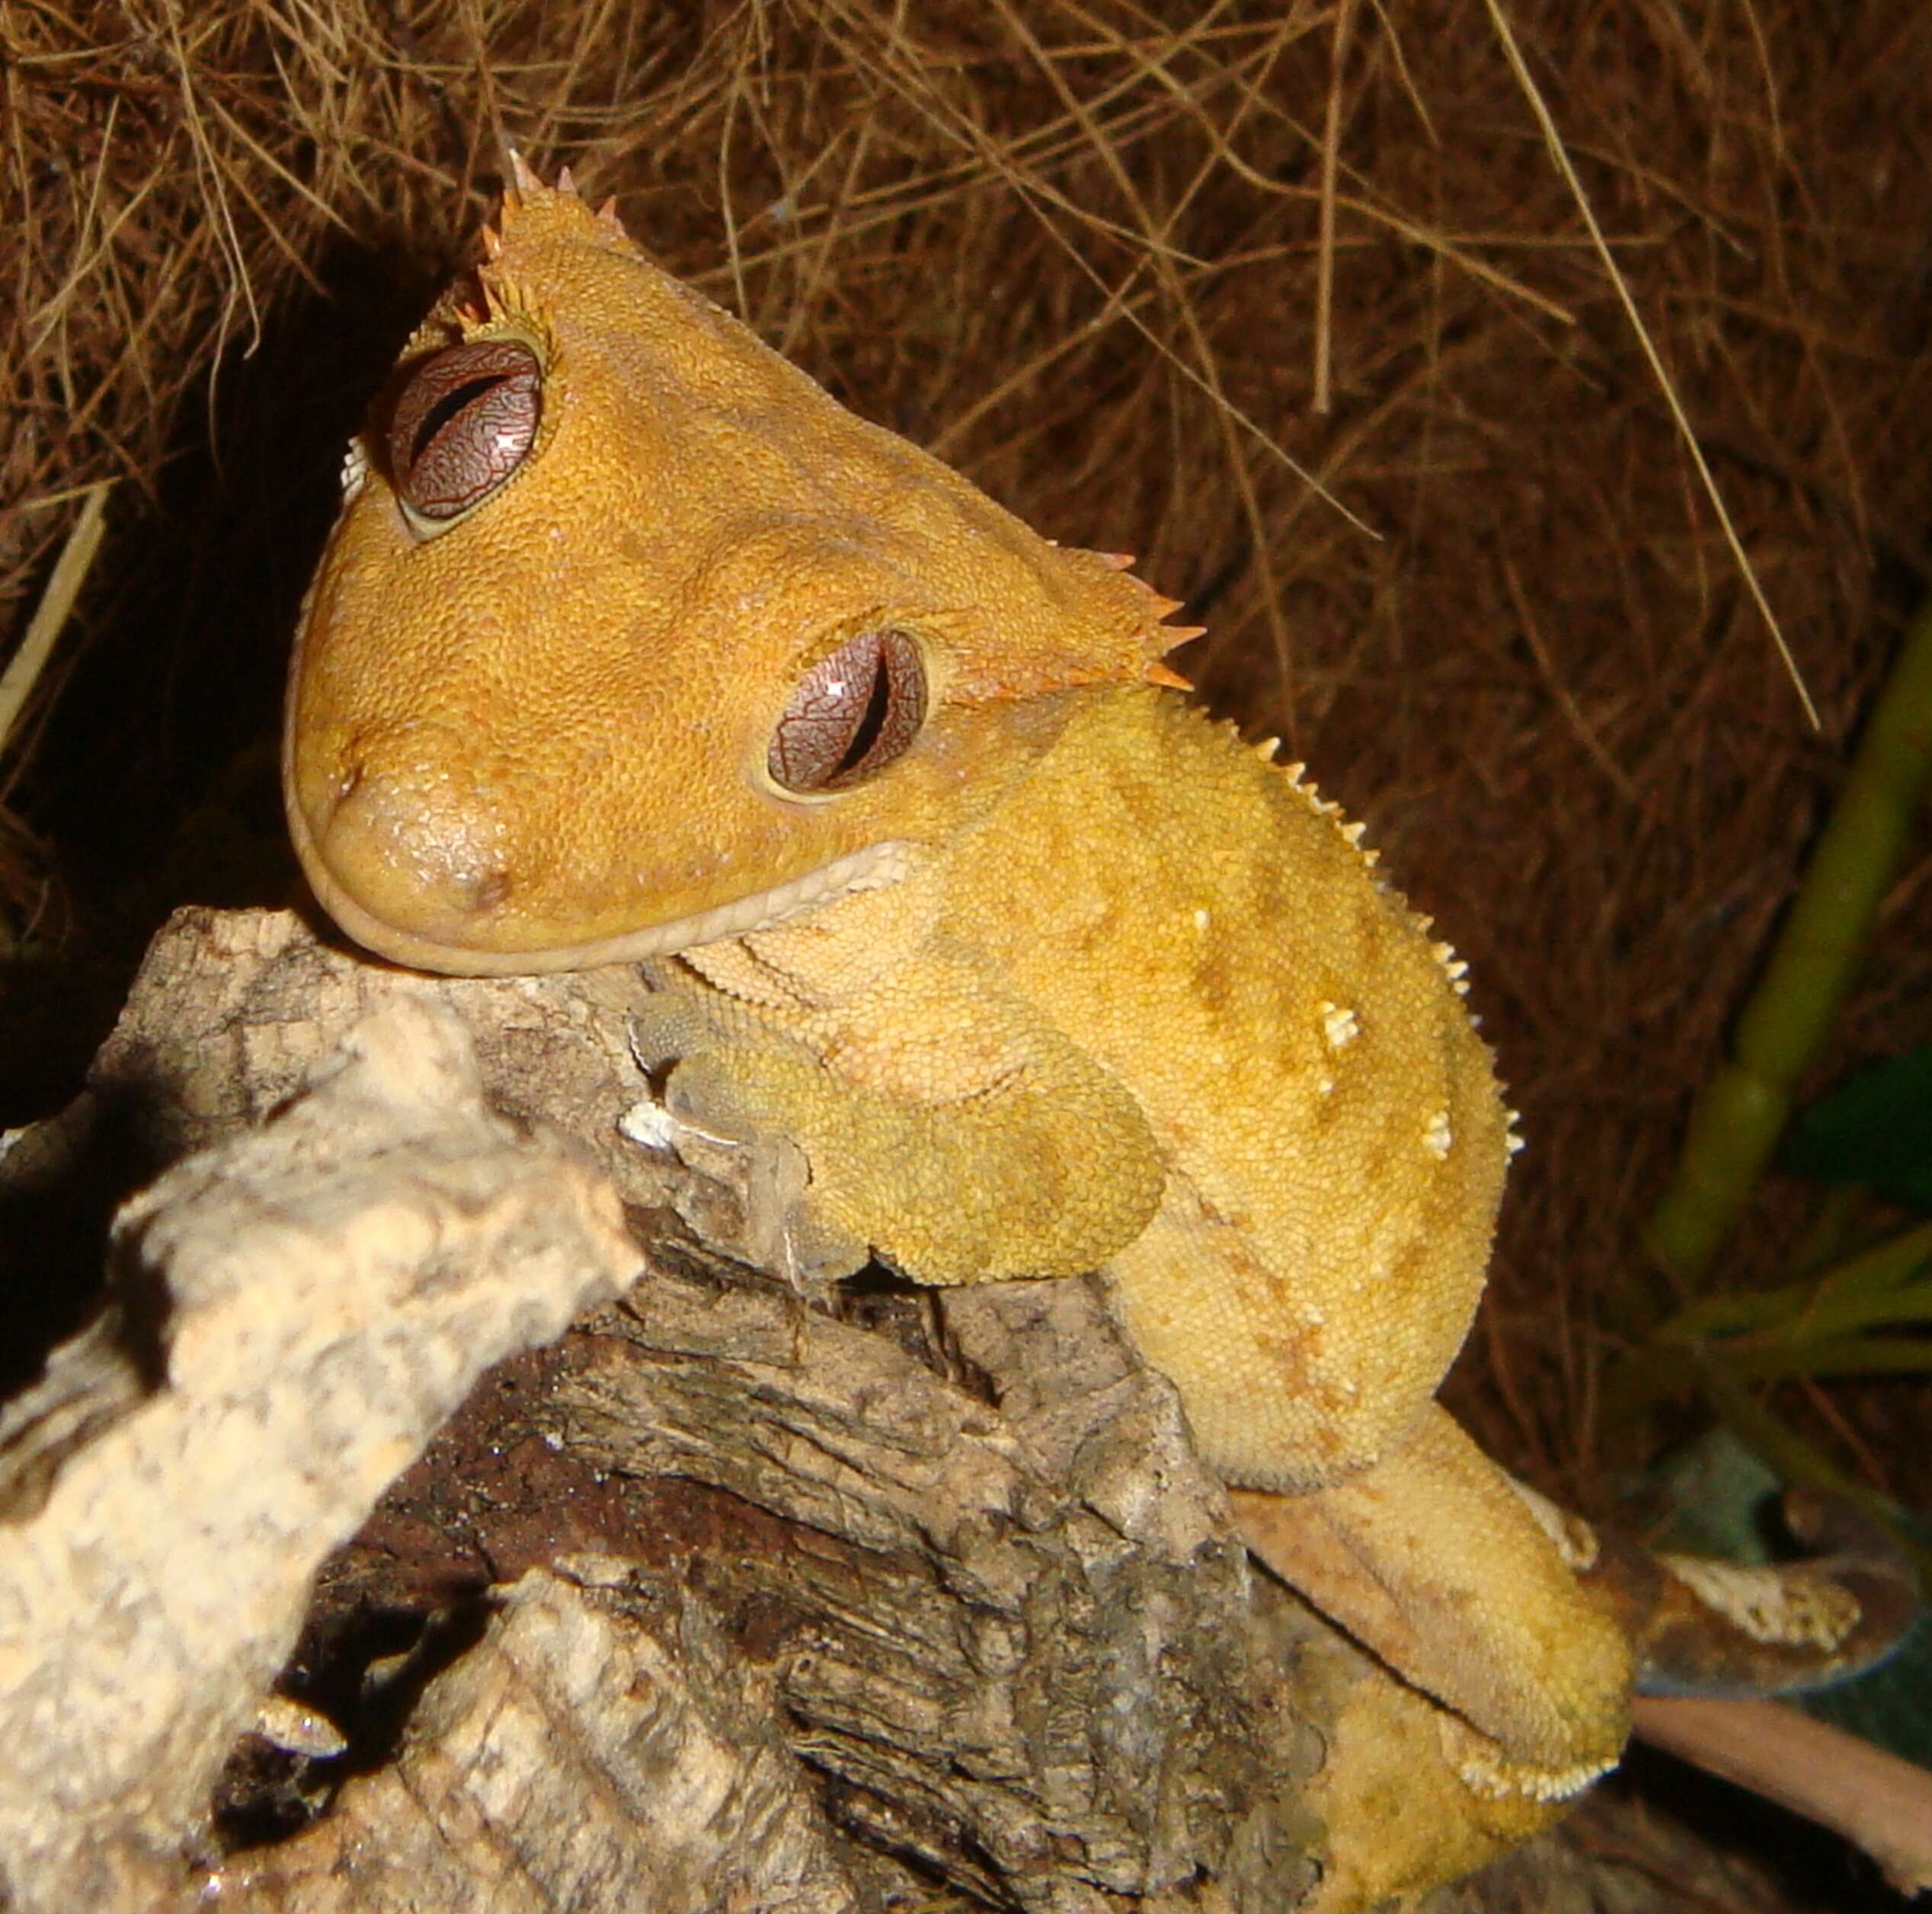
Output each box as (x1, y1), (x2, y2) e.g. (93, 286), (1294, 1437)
(287, 722), (528, 965)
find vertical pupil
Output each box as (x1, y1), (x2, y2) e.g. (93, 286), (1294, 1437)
(767, 627), (926, 794)
(833, 647), (894, 777)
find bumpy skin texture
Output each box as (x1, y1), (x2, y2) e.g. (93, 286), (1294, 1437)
(285, 176), (1637, 1891)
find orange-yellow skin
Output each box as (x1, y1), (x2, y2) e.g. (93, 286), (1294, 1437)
(284, 176), (1633, 1901)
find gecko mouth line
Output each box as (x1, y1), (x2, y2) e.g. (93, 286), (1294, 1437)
(290, 827), (915, 977)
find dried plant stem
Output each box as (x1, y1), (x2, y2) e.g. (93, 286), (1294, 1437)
(0, 484), (111, 768)
(1478, 0), (1817, 728)
(1311, 0), (1358, 414)
(1639, 597), (1932, 1303)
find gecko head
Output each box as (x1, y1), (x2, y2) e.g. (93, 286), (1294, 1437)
(284, 171), (1182, 976)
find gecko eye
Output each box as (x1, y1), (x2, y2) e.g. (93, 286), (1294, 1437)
(385, 339), (542, 530)
(768, 629), (927, 794)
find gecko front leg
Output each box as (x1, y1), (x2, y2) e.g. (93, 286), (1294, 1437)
(629, 928), (1166, 1291)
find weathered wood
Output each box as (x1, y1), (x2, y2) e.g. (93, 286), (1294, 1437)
(225, 1557), (860, 1914)
(0, 981), (639, 1909)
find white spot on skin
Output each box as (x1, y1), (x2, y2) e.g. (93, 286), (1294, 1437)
(1193, 907), (1211, 931)
(1320, 1002), (1359, 1050)
(1423, 1109), (1453, 1158)
(341, 439), (369, 501)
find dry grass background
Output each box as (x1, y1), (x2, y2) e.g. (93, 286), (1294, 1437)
(5, 0), (1931, 1561)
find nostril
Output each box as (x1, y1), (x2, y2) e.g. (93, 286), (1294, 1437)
(463, 869), (513, 913)
(296, 733), (522, 945)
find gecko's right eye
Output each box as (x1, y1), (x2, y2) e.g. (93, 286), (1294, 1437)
(385, 339), (542, 533)
(768, 628), (928, 795)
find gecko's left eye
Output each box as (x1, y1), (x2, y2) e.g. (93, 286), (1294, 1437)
(768, 629), (927, 794)
(385, 339), (542, 532)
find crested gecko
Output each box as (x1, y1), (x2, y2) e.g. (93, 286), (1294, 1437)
(282, 167), (1900, 1905)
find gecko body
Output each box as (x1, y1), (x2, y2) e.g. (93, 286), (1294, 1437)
(284, 171), (1895, 1906)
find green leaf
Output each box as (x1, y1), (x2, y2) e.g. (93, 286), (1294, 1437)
(1786, 1047), (1932, 1212)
